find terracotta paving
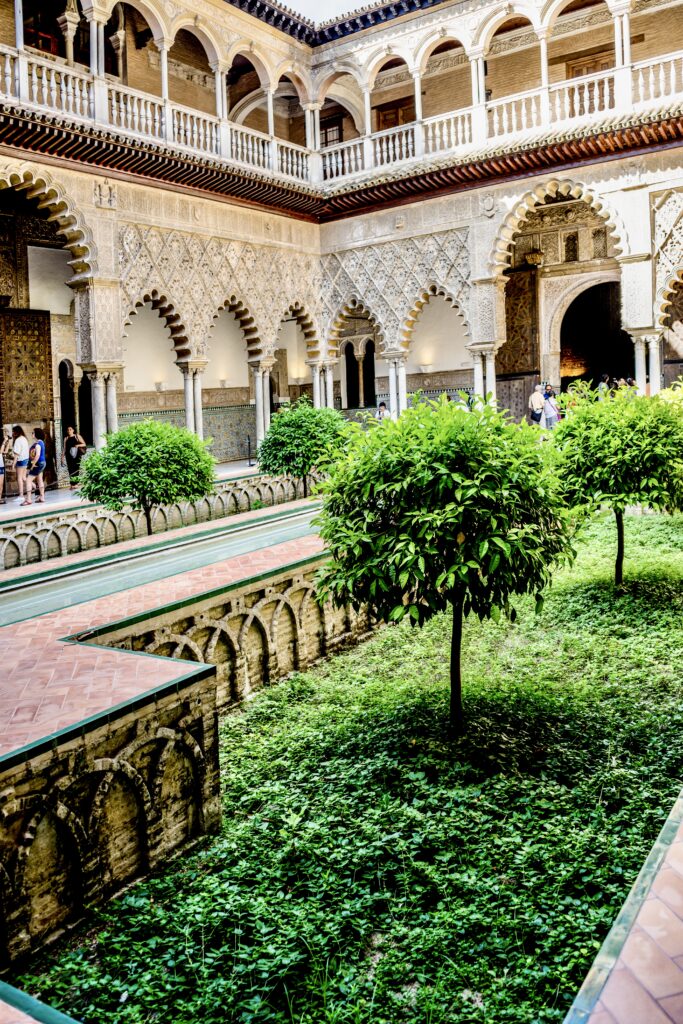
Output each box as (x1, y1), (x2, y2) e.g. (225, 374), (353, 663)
(0, 513), (323, 759)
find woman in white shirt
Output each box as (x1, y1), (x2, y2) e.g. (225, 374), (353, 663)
(0, 426), (11, 504)
(12, 425), (29, 502)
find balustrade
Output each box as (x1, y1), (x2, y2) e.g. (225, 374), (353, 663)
(4, 43), (683, 187)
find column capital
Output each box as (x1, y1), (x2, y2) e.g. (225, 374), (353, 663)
(260, 357), (276, 373)
(178, 360), (208, 375)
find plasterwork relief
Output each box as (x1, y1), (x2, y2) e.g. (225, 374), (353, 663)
(497, 272), (536, 376)
(118, 223), (322, 359)
(320, 229), (470, 352)
(654, 189), (683, 326)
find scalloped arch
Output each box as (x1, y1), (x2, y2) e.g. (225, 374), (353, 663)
(0, 164), (96, 279)
(124, 290), (191, 360)
(656, 268), (683, 329)
(401, 283), (471, 347)
(490, 179), (627, 279)
(327, 296), (386, 357)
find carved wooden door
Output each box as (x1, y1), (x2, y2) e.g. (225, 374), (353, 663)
(0, 308), (53, 426)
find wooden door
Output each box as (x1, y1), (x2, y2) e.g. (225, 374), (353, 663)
(0, 308), (53, 425)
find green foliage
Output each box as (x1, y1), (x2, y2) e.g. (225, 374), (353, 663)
(18, 513), (683, 1024)
(257, 399), (348, 495)
(315, 397), (574, 727)
(79, 421), (215, 534)
(553, 389), (683, 583)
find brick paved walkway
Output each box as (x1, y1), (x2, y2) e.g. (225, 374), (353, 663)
(1, 513), (323, 758)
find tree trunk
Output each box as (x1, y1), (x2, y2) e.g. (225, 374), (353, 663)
(449, 591), (465, 736)
(615, 508), (625, 587)
(143, 503), (153, 537)
(303, 474), (308, 498)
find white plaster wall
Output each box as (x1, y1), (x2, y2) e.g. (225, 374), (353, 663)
(405, 297), (470, 372)
(27, 247), (73, 314)
(122, 304), (177, 391)
(204, 309), (249, 388)
(277, 319), (308, 382)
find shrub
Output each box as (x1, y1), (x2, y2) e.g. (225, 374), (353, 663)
(258, 398), (347, 497)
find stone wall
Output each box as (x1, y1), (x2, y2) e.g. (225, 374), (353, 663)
(0, 553), (366, 964)
(0, 660), (221, 963)
(82, 555), (369, 713)
(0, 472), (307, 571)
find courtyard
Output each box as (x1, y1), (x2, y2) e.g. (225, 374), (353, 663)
(13, 510), (683, 1024)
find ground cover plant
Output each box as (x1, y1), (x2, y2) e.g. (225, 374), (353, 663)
(18, 513), (683, 1024)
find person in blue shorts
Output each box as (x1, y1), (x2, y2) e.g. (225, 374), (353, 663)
(25, 427), (47, 505)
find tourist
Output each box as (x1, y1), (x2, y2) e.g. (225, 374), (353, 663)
(528, 384), (545, 426)
(61, 425), (86, 488)
(543, 386), (560, 429)
(598, 373), (610, 399)
(12, 425), (29, 502)
(0, 426), (11, 504)
(24, 427), (47, 505)
(376, 401), (391, 421)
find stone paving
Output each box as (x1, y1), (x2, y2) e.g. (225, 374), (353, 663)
(0, 504), (322, 759)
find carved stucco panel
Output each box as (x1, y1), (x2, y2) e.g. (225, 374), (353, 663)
(654, 189), (683, 326)
(118, 223), (322, 359)
(320, 228), (470, 352)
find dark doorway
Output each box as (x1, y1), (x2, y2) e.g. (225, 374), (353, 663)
(560, 282), (633, 391)
(344, 342), (359, 409)
(59, 360), (76, 440)
(78, 374), (93, 446)
(363, 340), (376, 408)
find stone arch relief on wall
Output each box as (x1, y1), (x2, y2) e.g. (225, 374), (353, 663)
(654, 189), (683, 328)
(118, 224), (322, 362)
(320, 228), (470, 356)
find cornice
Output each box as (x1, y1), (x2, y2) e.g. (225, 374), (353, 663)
(3, 102), (683, 222)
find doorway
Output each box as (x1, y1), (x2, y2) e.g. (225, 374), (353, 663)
(560, 282), (633, 390)
(344, 343), (359, 409)
(363, 341), (377, 408)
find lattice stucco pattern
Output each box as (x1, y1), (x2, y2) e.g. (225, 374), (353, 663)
(655, 189), (683, 323)
(320, 229), (471, 352)
(118, 224), (322, 359)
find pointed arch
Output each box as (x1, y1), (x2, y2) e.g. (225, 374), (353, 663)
(123, 290), (191, 360)
(490, 179), (627, 280)
(280, 301), (319, 359)
(0, 163), (96, 279)
(211, 295), (261, 361)
(401, 283), (471, 347)
(327, 297), (386, 357)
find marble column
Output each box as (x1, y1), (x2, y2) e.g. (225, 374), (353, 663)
(472, 350), (485, 399)
(105, 371), (118, 434)
(648, 335), (662, 395)
(387, 360), (398, 419)
(340, 359), (348, 409)
(182, 366), (195, 433)
(396, 359), (408, 415)
(254, 367), (265, 444)
(622, 11), (632, 65)
(193, 369), (204, 440)
(97, 21), (105, 76)
(262, 366), (272, 433)
(159, 44), (169, 101)
(325, 364), (334, 409)
(633, 336), (647, 395)
(91, 372), (107, 450)
(311, 364), (321, 408)
(13, 0), (23, 50)
(89, 17), (98, 76)
(484, 348), (497, 402)
(357, 355), (365, 408)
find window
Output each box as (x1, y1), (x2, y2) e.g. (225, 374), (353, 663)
(320, 118), (343, 149)
(375, 99), (415, 132)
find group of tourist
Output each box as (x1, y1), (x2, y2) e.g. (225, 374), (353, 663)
(528, 384), (561, 429)
(0, 424), (86, 505)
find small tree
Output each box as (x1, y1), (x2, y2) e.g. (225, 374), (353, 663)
(316, 398), (574, 734)
(79, 420), (215, 535)
(258, 397), (347, 497)
(553, 388), (683, 586)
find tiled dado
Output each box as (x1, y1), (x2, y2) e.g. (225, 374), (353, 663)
(0, 470), (308, 571)
(565, 792), (683, 1024)
(119, 404), (256, 463)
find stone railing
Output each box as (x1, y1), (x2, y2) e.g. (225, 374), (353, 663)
(0, 472), (311, 571)
(2, 43), (683, 189)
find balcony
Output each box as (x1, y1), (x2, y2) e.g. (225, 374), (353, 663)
(1, 43), (682, 191)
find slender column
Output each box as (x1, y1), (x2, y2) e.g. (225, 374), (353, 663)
(213, 68), (224, 119)
(91, 372), (107, 450)
(58, 3), (80, 67)
(472, 350), (484, 399)
(97, 21), (105, 76)
(193, 369), (204, 440)
(159, 43), (169, 101)
(396, 359), (408, 415)
(182, 366), (195, 433)
(357, 355), (365, 408)
(478, 57), (486, 105)
(469, 56), (479, 105)
(262, 366), (271, 433)
(621, 12), (631, 65)
(89, 17), (98, 75)
(254, 367), (265, 443)
(266, 88), (275, 137)
(325, 364), (334, 409)
(633, 336), (647, 395)
(412, 71), (423, 122)
(648, 335), (662, 395)
(105, 372), (118, 434)
(311, 364), (321, 408)
(539, 33), (549, 88)
(303, 105), (314, 149)
(13, 0), (23, 50)
(340, 358), (348, 409)
(386, 360), (398, 418)
(313, 105), (321, 149)
(484, 348), (497, 402)
(614, 13), (624, 66)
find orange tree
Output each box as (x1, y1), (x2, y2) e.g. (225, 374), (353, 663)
(553, 388), (683, 586)
(316, 397), (574, 734)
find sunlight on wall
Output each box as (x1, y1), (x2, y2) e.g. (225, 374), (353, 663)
(405, 297), (470, 373)
(122, 303), (176, 391)
(205, 309), (250, 388)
